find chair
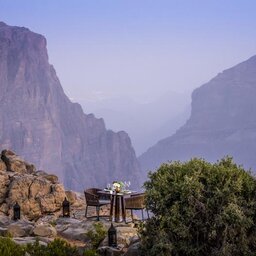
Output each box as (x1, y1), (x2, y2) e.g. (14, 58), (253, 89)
(84, 188), (111, 221)
(124, 193), (149, 223)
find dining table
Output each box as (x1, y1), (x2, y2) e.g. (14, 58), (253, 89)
(98, 189), (135, 222)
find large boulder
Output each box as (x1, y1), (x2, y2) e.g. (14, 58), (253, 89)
(32, 223), (57, 237)
(0, 150), (66, 220)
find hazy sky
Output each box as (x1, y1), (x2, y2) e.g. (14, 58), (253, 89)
(1, 0), (256, 104)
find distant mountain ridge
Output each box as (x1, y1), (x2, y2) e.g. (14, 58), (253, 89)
(0, 21), (141, 191)
(139, 55), (256, 174)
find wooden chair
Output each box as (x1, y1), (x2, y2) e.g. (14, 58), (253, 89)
(84, 188), (111, 221)
(124, 193), (149, 223)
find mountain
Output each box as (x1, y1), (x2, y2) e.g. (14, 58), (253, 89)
(0, 22), (141, 191)
(80, 91), (190, 155)
(139, 55), (256, 174)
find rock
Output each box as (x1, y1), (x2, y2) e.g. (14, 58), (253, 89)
(0, 171), (10, 204)
(33, 224), (57, 237)
(1, 150), (35, 174)
(43, 174), (58, 184)
(13, 237), (50, 246)
(116, 227), (138, 247)
(7, 220), (34, 237)
(65, 190), (80, 205)
(0, 203), (9, 215)
(7, 224), (26, 237)
(100, 224), (138, 250)
(0, 22), (141, 192)
(97, 246), (124, 256)
(0, 159), (6, 172)
(123, 241), (141, 256)
(0, 150), (67, 220)
(35, 215), (57, 227)
(6, 173), (65, 220)
(56, 217), (82, 226)
(56, 219), (105, 242)
(129, 236), (140, 245)
(0, 215), (10, 226)
(59, 226), (88, 242)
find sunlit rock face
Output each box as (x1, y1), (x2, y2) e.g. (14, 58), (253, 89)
(0, 22), (141, 190)
(0, 149), (66, 220)
(139, 55), (256, 174)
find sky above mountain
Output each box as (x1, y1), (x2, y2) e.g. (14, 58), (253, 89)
(1, 0), (256, 105)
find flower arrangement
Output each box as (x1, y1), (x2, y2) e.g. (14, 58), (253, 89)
(112, 181), (124, 192)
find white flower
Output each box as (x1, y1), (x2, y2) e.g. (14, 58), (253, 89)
(113, 182), (121, 188)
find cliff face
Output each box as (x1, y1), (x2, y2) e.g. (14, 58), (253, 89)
(139, 55), (256, 174)
(0, 22), (141, 190)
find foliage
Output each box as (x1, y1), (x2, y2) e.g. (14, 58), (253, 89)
(0, 224), (105, 256)
(0, 237), (25, 256)
(44, 238), (79, 256)
(85, 222), (107, 249)
(49, 219), (57, 227)
(140, 157), (256, 256)
(25, 239), (46, 256)
(25, 238), (79, 256)
(83, 248), (98, 256)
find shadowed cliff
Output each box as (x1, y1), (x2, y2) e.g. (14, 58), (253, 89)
(0, 22), (141, 191)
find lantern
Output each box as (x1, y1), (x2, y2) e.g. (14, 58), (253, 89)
(13, 202), (20, 221)
(108, 223), (117, 247)
(62, 197), (70, 217)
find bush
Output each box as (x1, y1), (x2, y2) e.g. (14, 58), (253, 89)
(25, 238), (79, 256)
(25, 239), (46, 256)
(44, 238), (79, 256)
(0, 237), (25, 256)
(0, 236), (79, 256)
(85, 222), (107, 249)
(140, 157), (256, 256)
(83, 248), (98, 256)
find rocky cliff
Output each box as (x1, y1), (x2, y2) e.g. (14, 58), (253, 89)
(0, 22), (141, 190)
(139, 55), (256, 174)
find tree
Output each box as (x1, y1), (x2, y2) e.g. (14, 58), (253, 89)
(140, 157), (256, 256)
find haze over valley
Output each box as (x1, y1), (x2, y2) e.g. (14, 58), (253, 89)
(79, 90), (191, 155)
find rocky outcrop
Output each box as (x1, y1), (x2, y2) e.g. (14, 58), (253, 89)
(139, 55), (256, 174)
(0, 21), (141, 191)
(0, 149), (66, 220)
(0, 149), (141, 255)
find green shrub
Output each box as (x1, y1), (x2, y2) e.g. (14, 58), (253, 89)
(0, 236), (25, 256)
(0, 236), (79, 256)
(45, 238), (79, 256)
(83, 248), (98, 256)
(85, 222), (107, 249)
(25, 239), (46, 256)
(140, 157), (256, 256)
(25, 238), (79, 256)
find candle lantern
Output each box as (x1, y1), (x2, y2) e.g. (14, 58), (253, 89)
(62, 197), (70, 217)
(108, 223), (117, 247)
(13, 202), (20, 221)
